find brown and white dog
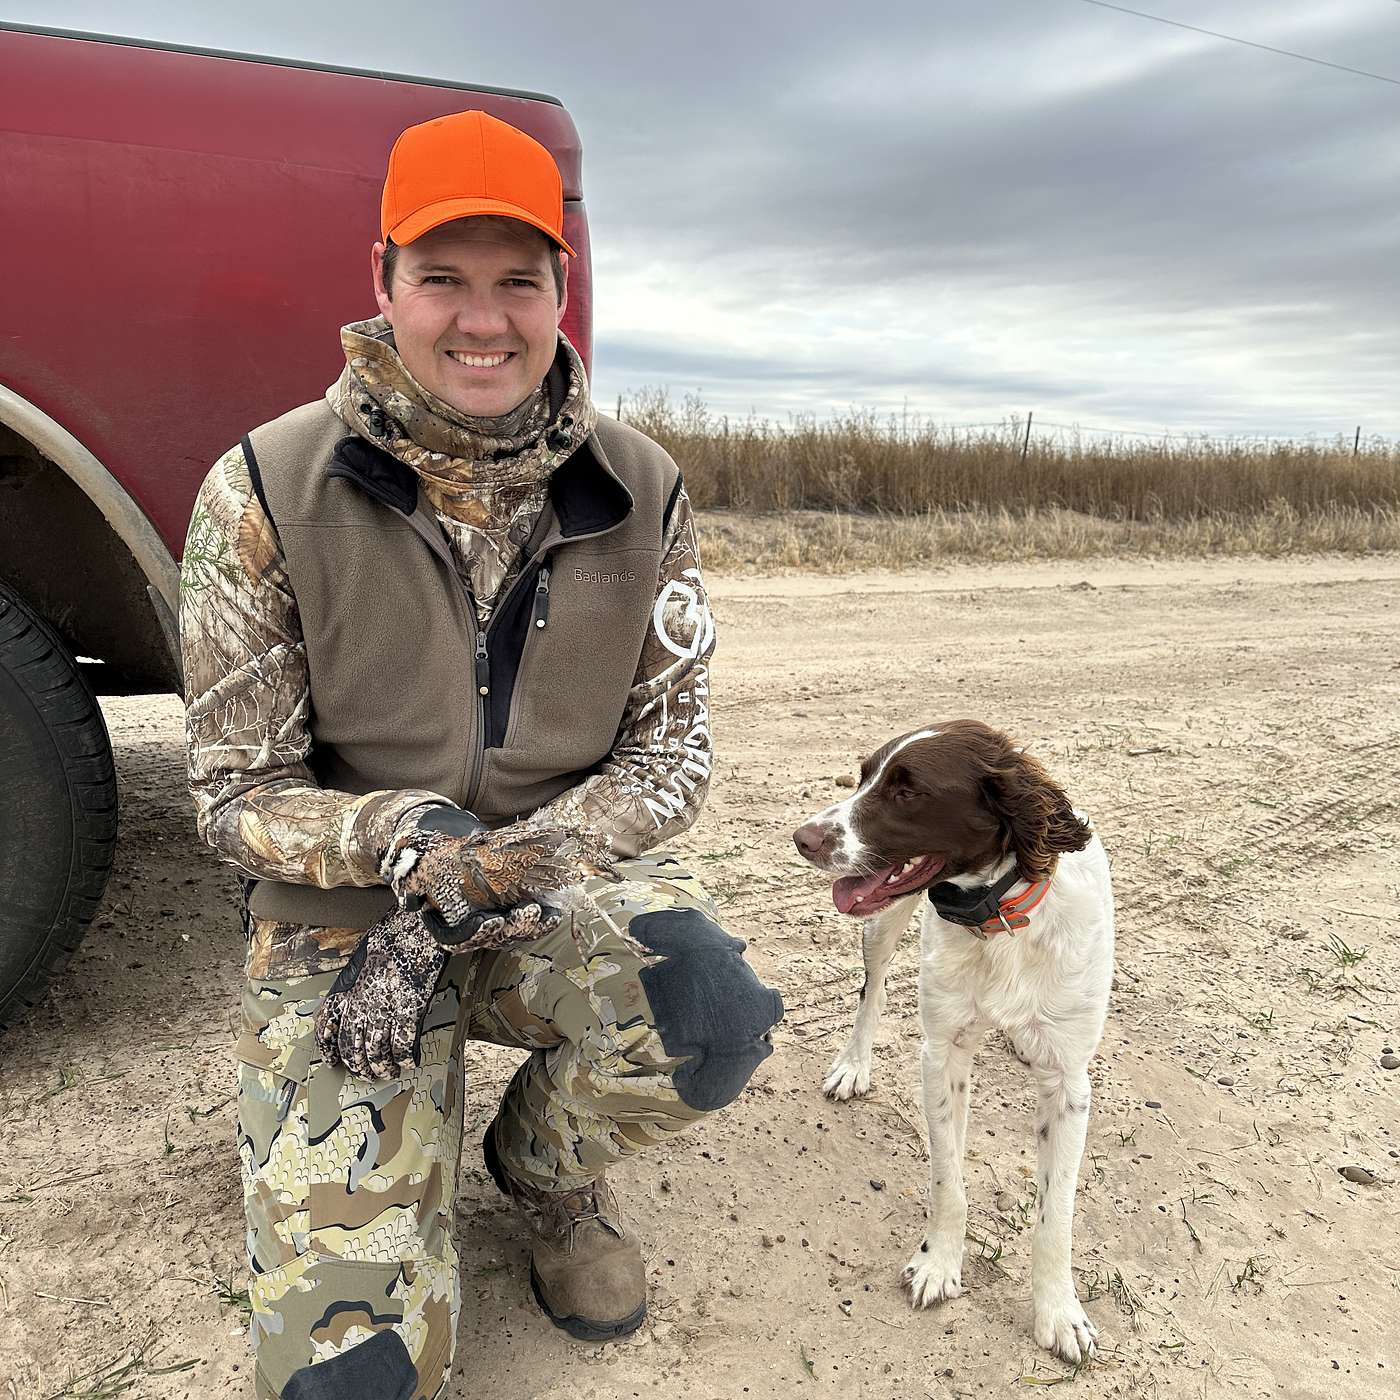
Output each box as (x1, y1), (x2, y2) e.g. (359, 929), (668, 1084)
(793, 720), (1113, 1363)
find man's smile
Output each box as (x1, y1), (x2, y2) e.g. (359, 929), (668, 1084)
(446, 349), (515, 369)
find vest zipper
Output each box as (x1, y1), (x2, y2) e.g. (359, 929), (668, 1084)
(474, 632), (491, 697)
(532, 566), (551, 630)
(462, 623), (489, 809)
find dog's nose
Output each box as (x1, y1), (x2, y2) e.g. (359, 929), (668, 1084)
(793, 822), (827, 859)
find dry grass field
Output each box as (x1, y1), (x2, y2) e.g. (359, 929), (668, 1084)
(624, 392), (1400, 566)
(1, 553), (1397, 1400)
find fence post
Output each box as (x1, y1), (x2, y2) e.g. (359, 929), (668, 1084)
(617, 393), (623, 424)
(1020, 411), (1034, 468)
(1354, 425), (1361, 457)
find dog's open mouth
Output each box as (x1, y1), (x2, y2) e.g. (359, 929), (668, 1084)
(832, 855), (946, 917)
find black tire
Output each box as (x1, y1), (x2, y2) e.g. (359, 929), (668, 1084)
(0, 580), (118, 1029)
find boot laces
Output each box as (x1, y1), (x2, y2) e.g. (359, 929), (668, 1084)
(525, 1180), (623, 1247)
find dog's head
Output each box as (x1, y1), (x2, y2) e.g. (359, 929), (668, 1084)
(793, 720), (1092, 918)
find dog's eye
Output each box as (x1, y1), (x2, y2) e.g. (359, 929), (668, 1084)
(892, 785), (919, 803)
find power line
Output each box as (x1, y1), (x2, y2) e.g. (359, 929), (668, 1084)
(1031, 417), (1344, 442)
(1070, 0), (1400, 88)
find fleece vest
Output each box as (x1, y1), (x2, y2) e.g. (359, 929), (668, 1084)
(242, 400), (680, 929)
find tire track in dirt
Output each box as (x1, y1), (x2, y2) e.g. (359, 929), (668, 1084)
(1111, 737), (1399, 937)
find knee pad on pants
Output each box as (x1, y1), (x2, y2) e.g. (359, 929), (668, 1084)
(281, 1329), (418, 1400)
(631, 908), (784, 1111)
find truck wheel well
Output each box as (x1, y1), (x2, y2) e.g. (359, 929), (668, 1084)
(0, 420), (178, 691)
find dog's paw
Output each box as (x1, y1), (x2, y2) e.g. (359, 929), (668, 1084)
(1033, 1295), (1098, 1364)
(822, 1054), (872, 1100)
(900, 1238), (963, 1308)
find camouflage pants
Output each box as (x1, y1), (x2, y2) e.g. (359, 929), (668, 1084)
(233, 854), (783, 1400)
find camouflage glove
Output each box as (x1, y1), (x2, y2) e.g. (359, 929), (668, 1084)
(382, 805), (614, 938)
(314, 902), (569, 1079)
(313, 908), (446, 1079)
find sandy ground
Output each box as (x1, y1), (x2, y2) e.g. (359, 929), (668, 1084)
(2, 554), (1398, 1400)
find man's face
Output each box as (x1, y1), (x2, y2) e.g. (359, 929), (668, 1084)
(372, 218), (565, 418)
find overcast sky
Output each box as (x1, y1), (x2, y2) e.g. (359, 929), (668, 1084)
(6, 0), (1399, 436)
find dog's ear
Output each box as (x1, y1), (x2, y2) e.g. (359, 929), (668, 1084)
(981, 744), (1092, 881)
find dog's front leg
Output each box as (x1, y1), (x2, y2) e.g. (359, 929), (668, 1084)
(1030, 1064), (1098, 1363)
(902, 1031), (975, 1306)
(823, 896), (914, 1100)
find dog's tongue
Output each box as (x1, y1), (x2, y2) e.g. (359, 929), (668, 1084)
(831, 855), (947, 915)
(833, 868), (896, 916)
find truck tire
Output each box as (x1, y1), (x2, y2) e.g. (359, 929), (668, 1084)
(0, 581), (118, 1029)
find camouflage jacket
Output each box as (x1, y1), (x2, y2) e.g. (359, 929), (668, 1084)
(180, 407), (714, 897)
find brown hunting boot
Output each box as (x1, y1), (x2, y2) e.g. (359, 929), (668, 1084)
(484, 1124), (647, 1341)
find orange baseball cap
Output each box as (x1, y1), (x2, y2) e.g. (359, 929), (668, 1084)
(380, 108), (575, 256)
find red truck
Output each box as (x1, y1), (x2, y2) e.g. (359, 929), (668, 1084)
(0, 22), (594, 1025)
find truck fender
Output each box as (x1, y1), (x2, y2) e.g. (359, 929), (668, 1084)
(0, 382), (181, 679)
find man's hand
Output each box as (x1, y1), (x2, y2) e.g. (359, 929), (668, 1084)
(315, 901), (573, 1078)
(384, 807), (615, 933)
(314, 908), (447, 1079)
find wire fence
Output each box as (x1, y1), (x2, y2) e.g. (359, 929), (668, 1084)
(615, 392), (1399, 455)
(613, 388), (1400, 519)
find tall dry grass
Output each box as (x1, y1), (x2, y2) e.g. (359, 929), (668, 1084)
(620, 390), (1400, 568)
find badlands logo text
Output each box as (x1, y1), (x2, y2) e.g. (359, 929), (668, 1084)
(574, 568), (638, 585)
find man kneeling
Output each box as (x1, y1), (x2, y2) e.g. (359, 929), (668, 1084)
(180, 108), (783, 1400)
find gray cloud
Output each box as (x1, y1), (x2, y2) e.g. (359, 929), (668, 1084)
(6, 0), (1398, 434)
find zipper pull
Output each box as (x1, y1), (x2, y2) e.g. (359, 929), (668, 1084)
(533, 566), (551, 629)
(475, 634), (490, 696)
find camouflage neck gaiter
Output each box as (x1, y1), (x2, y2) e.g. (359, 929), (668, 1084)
(327, 315), (598, 622)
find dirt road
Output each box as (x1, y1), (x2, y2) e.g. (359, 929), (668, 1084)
(2, 555), (1397, 1399)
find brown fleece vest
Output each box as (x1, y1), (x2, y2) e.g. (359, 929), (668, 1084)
(243, 400), (679, 929)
